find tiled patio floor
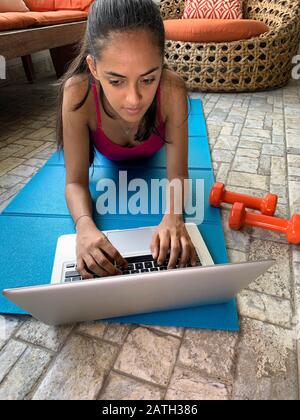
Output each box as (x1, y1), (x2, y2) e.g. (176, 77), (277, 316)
(0, 76), (299, 400)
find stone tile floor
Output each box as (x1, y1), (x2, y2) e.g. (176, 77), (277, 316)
(0, 76), (299, 400)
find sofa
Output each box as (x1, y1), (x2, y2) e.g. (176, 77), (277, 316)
(0, 0), (94, 82)
(160, 0), (300, 92)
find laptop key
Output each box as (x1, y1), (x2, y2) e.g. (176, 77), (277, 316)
(150, 267), (159, 271)
(141, 268), (149, 272)
(130, 270), (139, 274)
(135, 263), (143, 270)
(66, 263), (75, 269)
(126, 254), (154, 263)
(71, 277), (82, 282)
(144, 262), (153, 268)
(65, 270), (80, 278)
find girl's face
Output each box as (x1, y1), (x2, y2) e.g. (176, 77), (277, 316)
(87, 31), (163, 123)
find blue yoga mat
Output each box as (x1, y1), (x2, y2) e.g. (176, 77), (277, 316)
(0, 98), (239, 330)
(3, 165), (219, 224)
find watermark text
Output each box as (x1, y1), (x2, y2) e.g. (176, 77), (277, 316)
(95, 171), (204, 224)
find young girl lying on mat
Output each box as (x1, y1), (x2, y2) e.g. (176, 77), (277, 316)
(56, 0), (198, 279)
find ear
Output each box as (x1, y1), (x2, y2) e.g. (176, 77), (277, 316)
(86, 54), (99, 80)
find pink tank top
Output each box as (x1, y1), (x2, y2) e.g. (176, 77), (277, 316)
(90, 81), (166, 161)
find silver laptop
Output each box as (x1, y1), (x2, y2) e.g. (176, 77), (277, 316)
(3, 223), (274, 325)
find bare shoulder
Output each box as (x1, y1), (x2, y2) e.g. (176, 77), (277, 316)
(63, 74), (91, 113)
(160, 68), (188, 123)
(64, 73), (90, 92)
(161, 68), (187, 92)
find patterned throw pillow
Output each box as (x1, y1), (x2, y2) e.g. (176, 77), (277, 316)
(183, 0), (243, 20)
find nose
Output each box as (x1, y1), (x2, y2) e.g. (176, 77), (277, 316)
(125, 85), (142, 107)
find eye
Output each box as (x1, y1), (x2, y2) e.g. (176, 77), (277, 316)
(143, 78), (155, 85)
(108, 78), (155, 87)
(109, 80), (122, 86)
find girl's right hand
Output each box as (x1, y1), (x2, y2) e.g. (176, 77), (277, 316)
(76, 219), (128, 279)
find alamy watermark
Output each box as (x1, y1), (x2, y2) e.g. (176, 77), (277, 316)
(0, 55), (6, 80)
(94, 171), (205, 224)
(292, 55), (300, 80)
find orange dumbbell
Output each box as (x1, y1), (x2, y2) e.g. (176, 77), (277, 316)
(210, 182), (278, 216)
(229, 202), (300, 244)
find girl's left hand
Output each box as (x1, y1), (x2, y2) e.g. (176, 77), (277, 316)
(150, 214), (198, 269)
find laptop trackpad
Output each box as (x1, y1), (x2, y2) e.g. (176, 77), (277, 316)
(106, 227), (156, 254)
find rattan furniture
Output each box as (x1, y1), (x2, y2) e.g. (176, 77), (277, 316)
(160, 0), (300, 92)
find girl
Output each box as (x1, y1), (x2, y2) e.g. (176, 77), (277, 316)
(57, 0), (198, 279)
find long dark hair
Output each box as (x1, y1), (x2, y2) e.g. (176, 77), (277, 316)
(56, 0), (187, 167)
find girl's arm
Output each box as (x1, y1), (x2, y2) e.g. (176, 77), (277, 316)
(151, 73), (198, 269)
(62, 77), (127, 278)
(62, 78), (94, 230)
(165, 73), (189, 215)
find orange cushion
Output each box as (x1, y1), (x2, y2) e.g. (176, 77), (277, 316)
(24, 0), (55, 11)
(0, 9), (88, 31)
(164, 19), (269, 43)
(54, 1), (94, 12)
(24, 0), (93, 12)
(0, 12), (36, 30)
(25, 10), (88, 26)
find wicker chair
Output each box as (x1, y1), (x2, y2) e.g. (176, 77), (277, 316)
(160, 0), (300, 92)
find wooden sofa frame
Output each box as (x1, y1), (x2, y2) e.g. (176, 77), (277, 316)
(0, 20), (87, 82)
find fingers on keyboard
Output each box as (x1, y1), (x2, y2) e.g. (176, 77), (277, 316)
(64, 254), (202, 282)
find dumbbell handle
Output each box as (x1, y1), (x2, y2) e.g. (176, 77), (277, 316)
(244, 212), (289, 233)
(229, 202), (300, 244)
(210, 182), (277, 216)
(223, 191), (264, 210)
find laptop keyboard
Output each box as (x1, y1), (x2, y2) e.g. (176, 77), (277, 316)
(62, 254), (202, 283)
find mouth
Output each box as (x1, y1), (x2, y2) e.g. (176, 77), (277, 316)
(124, 108), (142, 114)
